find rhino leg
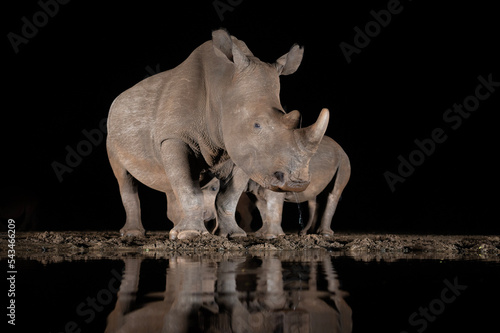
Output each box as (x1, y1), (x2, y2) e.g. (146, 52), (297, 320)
(109, 152), (145, 237)
(254, 191), (286, 239)
(216, 167), (248, 239)
(317, 154), (350, 237)
(299, 199), (319, 236)
(217, 259), (251, 331)
(160, 140), (209, 240)
(236, 192), (255, 233)
(316, 192), (337, 237)
(106, 258), (141, 331)
(165, 187), (180, 226)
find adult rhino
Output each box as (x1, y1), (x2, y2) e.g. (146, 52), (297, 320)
(107, 29), (329, 240)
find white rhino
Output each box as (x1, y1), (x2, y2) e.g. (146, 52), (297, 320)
(107, 29), (329, 239)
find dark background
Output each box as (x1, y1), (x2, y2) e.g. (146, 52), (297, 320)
(2, 0), (498, 234)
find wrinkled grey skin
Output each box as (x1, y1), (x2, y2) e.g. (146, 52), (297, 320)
(107, 29), (329, 239)
(203, 136), (351, 238)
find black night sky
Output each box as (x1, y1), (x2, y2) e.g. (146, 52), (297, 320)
(2, 1), (499, 234)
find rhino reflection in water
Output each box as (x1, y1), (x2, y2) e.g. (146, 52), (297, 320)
(105, 254), (352, 333)
(107, 29), (329, 240)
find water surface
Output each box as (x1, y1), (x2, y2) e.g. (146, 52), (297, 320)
(5, 251), (500, 332)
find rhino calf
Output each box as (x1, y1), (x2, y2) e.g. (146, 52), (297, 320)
(202, 136), (350, 238)
(252, 136), (350, 238)
(107, 29), (329, 239)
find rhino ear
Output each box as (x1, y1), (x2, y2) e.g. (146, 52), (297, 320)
(274, 44), (304, 76)
(231, 36), (254, 57)
(212, 29), (234, 61)
(212, 29), (250, 70)
(232, 45), (250, 70)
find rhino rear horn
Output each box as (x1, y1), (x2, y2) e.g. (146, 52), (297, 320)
(294, 108), (329, 153)
(282, 110), (301, 129)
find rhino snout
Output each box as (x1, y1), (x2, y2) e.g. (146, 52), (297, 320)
(203, 208), (216, 222)
(272, 171), (310, 192)
(282, 177), (310, 192)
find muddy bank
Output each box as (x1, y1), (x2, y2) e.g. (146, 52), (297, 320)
(2, 231), (499, 262)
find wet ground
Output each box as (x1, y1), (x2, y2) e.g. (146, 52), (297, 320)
(3, 231), (500, 261)
(2, 232), (500, 332)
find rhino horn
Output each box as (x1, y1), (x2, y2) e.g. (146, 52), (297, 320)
(282, 110), (301, 129)
(294, 108), (330, 153)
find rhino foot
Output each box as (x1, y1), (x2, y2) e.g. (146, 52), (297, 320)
(299, 228), (309, 236)
(171, 229), (209, 240)
(254, 223), (285, 240)
(217, 216), (247, 238)
(218, 225), (247, 239)
(120, 227), (145, 237)
(228, 230), (247, 239)
(169, 222), (209, 240)
(317, 228), (334, 238)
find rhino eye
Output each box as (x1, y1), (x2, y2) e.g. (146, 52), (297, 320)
(254, 123), (261, 129)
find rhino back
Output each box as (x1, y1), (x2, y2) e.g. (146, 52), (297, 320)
(107, 41), (226, 191)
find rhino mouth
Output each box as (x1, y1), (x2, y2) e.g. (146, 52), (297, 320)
(264, 172), (310, 192)
(278, 180), (310, 192)
(202, 209), (216, 222)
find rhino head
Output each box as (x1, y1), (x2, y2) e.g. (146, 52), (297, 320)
(211, 29), (329, 192)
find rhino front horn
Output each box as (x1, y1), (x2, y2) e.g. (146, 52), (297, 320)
(295, 108), (330, 153)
